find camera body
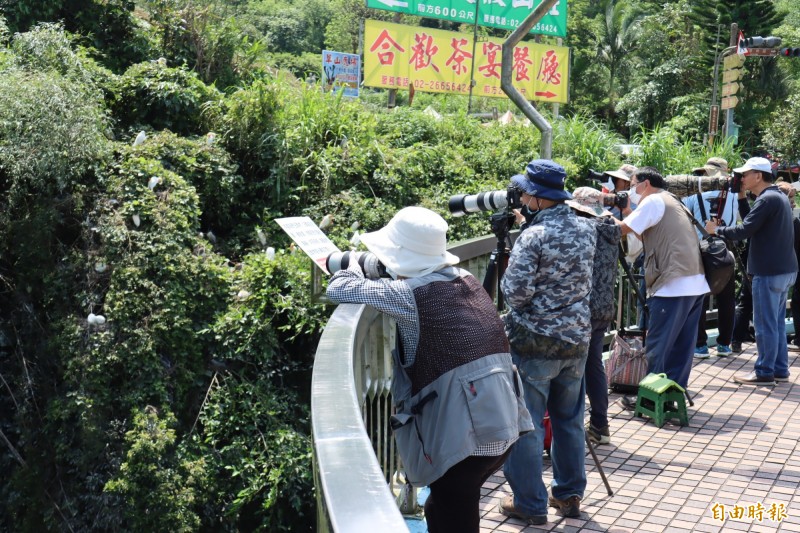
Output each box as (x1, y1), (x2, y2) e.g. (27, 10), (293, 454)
(602, 191), (629, 209)
(326, 251), (388, 279)
(448, 186), (523, 216)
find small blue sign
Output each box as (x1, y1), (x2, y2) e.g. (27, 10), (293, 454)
(322, 50), (361, 98)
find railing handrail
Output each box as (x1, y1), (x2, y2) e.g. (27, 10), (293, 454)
(311, 303), (407, 532)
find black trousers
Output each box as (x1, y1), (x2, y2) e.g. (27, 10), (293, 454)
(424, 449), (510, 533)
(697, 273), (736, 346)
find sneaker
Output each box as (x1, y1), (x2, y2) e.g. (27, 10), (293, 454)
(693, 345), (710, 359)
(788, 344), (800, 353)
(730, 341), (743, 353)
(549, 495), (581, 518)
(775, 374), (790, 382)
(716, 344), (732, 356)
(499, 495), (547, 525)
(620, 395), (637, 410)
(733, 371), (775, 386)
(586, 423), (611, 445)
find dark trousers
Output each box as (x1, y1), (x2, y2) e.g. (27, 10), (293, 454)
(792, 279), (800, 345)
(585, 319), (610, 430)
(697, 273), (735, 346)
(732, 276), (754, 343)
(425, 450), (510, 533)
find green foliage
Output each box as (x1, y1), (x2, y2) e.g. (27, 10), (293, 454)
(553, 115), (624, 176)
(113, 61), (220, 135)
(105, 407), (207, 532)
(763, 93), (800, 163)
(267, 51), (324, 79)
(198, 374), (313, 532)
(0, 67), (110, 208)
(115, 130), (244, 238)
(142, 0), (257, 88)
(1, 0), (152, 70)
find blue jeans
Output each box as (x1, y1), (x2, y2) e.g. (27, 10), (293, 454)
(645, 294), (704, 389)
(585, 319), (609, 430)
(752, 272), (796, 378)
(503, 353), (588, 516)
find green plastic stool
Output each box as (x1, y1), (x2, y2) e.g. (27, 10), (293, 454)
(633, 373), (689, 428)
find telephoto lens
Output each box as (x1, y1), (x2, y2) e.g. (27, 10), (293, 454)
(326, 251), (388, 279)
(664, 175), (730, 197)
(448, 191), (509, 216)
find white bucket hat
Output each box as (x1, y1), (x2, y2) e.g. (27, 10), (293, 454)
(360, 207), (460, 278)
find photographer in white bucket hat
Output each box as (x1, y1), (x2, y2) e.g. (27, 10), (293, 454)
(326, 206), (533, 533)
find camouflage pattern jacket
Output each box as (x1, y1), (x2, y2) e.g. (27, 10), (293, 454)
(501, 202), (595, 346)
(588, 217), (622, 323)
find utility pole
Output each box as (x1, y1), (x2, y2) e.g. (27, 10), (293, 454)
(467, 0), (481, 114)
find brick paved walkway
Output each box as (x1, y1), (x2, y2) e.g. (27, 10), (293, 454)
(478, 341), (800, 532)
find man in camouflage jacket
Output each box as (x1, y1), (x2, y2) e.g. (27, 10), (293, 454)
(498, 160), (596, 525)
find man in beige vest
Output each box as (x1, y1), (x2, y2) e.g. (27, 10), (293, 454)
(615, 167), (710, 405)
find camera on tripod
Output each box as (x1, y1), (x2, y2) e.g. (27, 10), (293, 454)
(448, 186), (523, 216)
(326, 251), (388, 279)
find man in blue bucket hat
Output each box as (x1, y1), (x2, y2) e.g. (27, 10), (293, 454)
(499, 159), (596, 525)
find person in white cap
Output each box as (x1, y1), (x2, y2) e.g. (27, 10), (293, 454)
(706, 157), (798, 385)
(326, 206), (532, 533)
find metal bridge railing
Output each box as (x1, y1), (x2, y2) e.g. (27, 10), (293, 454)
(311, 232), (718, 532)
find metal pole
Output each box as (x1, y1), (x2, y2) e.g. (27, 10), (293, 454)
(501, 0), (560, 159)
(709, 45), (735, 147)
(467, 0), (481, 114)
(723, 23), (738, 139)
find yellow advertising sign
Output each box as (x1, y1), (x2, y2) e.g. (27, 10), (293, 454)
(363, 20), (569, 103)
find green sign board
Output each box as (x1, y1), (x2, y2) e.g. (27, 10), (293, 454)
(365, 0), (567, 38)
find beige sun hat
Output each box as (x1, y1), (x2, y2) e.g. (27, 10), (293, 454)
(692, 157), (729, 177)
(360, 207), (460, 278)
(566, 187), (613, 217)
(604, 164), (637, 182)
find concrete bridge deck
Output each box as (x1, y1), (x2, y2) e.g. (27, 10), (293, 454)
(469, 340), (800, 532)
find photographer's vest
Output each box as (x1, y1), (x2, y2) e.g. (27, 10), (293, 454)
(390, 268), (533, 487)
(642, 191), (704, 296)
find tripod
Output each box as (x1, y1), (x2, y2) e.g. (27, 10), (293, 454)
(482, 211), (516, 310)
(483, 208), (614, 496)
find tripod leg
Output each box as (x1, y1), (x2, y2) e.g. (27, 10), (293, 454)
(585, 431), (613, 496)
(684, 388), (694, 407)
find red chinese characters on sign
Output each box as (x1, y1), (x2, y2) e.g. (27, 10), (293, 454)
(478, 42), (502, 79)
(537, 49), (561, 85)
(513, 46), (532, 82)
(410, 32), (440, 72)
(445, 37), (472, 75)
(369, 29), (405, 66)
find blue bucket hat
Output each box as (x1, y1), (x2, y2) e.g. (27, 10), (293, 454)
(510, 159), (571, 201)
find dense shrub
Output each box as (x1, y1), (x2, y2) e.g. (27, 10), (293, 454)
(113, 61), (220, 135)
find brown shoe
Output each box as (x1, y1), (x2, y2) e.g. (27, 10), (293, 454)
(549, 495), (581, 518)
(499, 495), (547, 525)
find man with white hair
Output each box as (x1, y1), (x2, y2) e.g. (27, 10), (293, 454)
(326, 206), (532, 533)
(706, 157), (798, 385)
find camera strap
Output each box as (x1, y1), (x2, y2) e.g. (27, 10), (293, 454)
(696, 192), (708, 224)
